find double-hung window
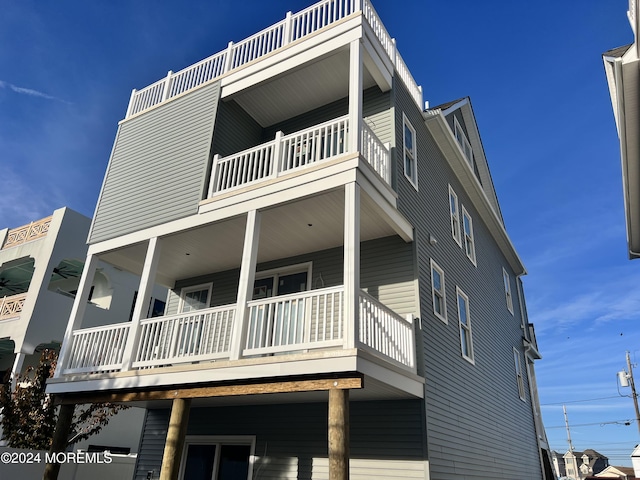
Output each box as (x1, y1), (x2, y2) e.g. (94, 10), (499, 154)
(403, 113), (418, 188)
(503, 268), (514, 314)
(454, 116), (473, 167)
(448, 185), (461, 246)
(430, 259), (447, 323)
(514, 348), (526, 400)
(180, 436), (255, 480)
(180, 283), (213, 313)
(461, 206), (476, 265)
(456, 287), (474, 363)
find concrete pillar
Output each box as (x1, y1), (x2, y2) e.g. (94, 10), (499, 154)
(43, 403), (75, 480)
(328, 388), (350, 480)
(159, 398), (192, 480)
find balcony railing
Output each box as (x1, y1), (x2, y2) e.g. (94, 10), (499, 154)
(125, 0), (422, 118)
(61, 286), (415, 375)
(2, 216), (52, 249)
(0, 293), (27, 320)
(208, 116), (390, 196)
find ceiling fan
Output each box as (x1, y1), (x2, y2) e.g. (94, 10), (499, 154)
(0, 278), (21, 293)
(52, 266), (80, 279)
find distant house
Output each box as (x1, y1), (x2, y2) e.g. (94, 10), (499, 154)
(46, 1), (552, 479)
(564, 449), (609, 480)
(0, 207), (165, 456)
(603, 0), (640, 258)
(588, 465), (638, 479)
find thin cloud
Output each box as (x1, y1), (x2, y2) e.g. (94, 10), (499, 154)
(0, 80), (69, 103)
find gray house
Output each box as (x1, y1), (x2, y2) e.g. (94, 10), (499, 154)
(47, 1), (551, 479)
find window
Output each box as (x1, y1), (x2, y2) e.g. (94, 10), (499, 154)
(503, 268), (514, 314)
(448, 185), (461, 246)
(252, 263), (311, 300)
(456, 287), (474, 363)
(180, 283), (213, 313)
(514, 348), (526, 400)
(430, 259), (447, 323)
(180, 436), (255, 480)
(403, 113), (417, 188)
(454, 116), (473, 167)
(461, 206), (476, 265)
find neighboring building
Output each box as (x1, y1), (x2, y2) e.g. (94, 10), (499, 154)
(0, 207), (164, 456)
(603, 0), (640, 258)
(554, 450), (569, 478)
(46, 1), (551, 479)
(590, 465), (638, 479)
(564, 449), (610, 480)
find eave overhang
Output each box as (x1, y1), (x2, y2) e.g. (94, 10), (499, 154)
(424, 110), (526, 275)
(604, 46), (640, 259)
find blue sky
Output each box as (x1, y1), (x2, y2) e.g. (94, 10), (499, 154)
(1, 0), (637, 466)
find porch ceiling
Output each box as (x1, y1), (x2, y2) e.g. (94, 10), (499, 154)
(99, 188), (399, 287)
(227, 49), (378, 127)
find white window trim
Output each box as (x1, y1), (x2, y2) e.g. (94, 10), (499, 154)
(179, 282), (213, 313)
(179, 435), (256, 480)
(514, 348), (526, 401)
(461, 205), (476, 265)
(430, 259), (447, 323)
(448, 185), (462, 247)
(402, 113), (418, 189)
(503, 268), (514, 314)
(253, 262), (312, 298)
(454, 116), (473, 167)
(456, 286), (474, 364)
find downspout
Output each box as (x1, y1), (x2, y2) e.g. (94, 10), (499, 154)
(612, 56), (640, 258)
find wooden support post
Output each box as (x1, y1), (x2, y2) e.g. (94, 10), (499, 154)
(160, 398), (192, 480)
(43, 403), (75, 480)
(328, 388), (350, 480)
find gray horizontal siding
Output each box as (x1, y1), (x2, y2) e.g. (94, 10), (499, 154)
(166, 236), (415, 318)
(135, 400), (426, 480)
(90, 82), (220, 244)
(393, 78), (542, 480)
(211, 99), (263, 158)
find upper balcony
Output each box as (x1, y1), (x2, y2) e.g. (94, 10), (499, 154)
(124, 0), (422, 121)
(2, 215), (52, 250)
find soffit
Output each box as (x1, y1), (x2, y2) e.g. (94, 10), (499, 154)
(229, 50), (377, 127)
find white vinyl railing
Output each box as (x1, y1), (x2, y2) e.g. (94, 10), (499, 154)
(209, 115), (349, 195)
(132, 305), (235, 368)
(244, 286), (344, 356)
(358, 290), (415, 368)
(63, 322), (131, 374)
(59, 287), (415, 374)
(125, 0), (422, 117)
(361, 122), (390, 183)
(208, 115), (390, 196)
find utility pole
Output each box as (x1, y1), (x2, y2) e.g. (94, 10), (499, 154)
(563, 404), (574, 453)
(625, 351), (640, 436)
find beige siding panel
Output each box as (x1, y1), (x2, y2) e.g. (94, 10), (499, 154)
(90, 82), (221, 244)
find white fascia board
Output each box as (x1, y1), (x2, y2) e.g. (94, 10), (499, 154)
(87, 156), (360, 256)
(439, 97), (469, 117)
(356, 169), (413, 243)
(425, 112), (527, 274)
(361, 21), (393, 92)
(221, 15), (363, 98)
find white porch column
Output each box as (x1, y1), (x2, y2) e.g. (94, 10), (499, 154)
(348, 39), (363, 153)
(343, 183), (360, 349)
(121, 237), (162, 371)
(53, 254), (99, 378)
(230, 210), (261, 360)
(10, 353), (26, 388)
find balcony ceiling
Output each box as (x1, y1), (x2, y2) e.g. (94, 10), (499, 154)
(100, 188), (399, 287)
(229, 49), (378, 127)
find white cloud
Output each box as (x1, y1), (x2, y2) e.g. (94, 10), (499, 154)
(0, 80), (69, 103)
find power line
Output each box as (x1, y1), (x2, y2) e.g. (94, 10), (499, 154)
(546, 419), (633, 429)
(541, 395), (623, 406)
